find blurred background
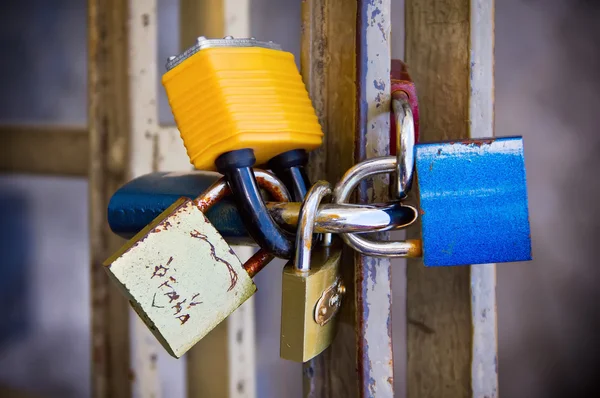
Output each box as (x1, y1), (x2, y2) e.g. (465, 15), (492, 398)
(0, 0), (598, 397)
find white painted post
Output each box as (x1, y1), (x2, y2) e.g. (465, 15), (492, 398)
(128, 2), (192, 397)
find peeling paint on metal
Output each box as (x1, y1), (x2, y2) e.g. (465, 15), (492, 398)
(129, 0), (189, 180)
(356, 0), (393, 397)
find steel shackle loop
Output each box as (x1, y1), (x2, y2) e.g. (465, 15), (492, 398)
(194, 169), (291, 277)
(392, 92), (416, 199)
(294, 181), (332, 272)
(332, 157), (422, 258)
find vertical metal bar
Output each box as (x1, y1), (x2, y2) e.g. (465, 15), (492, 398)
(302, 1), (394, 397)
(355, 1), (394, 397)
(88, 1), (132, 397)
(405, 0), (498, 397)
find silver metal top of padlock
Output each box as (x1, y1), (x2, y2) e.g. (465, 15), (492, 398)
(166, 36), (283, 71)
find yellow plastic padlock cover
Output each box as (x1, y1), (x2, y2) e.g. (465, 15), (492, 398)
(162, 39), (323, 171)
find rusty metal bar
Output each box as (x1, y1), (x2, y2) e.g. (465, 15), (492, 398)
(88, 0), (132, 397)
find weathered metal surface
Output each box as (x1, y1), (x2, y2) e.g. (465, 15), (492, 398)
(416, 137), (532, 266)
(355, 0), (394, 396)
(243, 249), (275, 279)
(405, 0), (499, 397)
(88, 0), (132, 396)
(130, 0), (189, 176)
(104, 198), (257, 359)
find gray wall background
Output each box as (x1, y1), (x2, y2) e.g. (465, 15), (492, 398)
(0, 0), (598, 397)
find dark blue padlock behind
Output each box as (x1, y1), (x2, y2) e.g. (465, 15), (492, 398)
(415, 136), (531, 266)
(107, 171), (250, 242)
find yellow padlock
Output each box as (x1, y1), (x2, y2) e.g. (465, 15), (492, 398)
(162, 37), (323, 171)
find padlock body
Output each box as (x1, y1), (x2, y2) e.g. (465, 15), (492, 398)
(415, 136), (532, 266)
(104, 198), (256, 358)
(162, 45), (323, 171)
(280, 239), (343, 363)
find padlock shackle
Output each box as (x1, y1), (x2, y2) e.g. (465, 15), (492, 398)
(392, 92), (416, 199)
(267, 149), (312, 202)
(216, 149), (295, 259)
(333, 156), (422, 258)
(295, 181), (332, 272)
(193, 173), (291, 278)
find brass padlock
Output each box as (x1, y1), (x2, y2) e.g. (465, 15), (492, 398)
(103, 176), (286, 358)
(280, 181), (345, 362)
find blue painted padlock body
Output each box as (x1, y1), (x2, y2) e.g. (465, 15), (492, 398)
(107, 171), (250, 241)
(415, 136), (532, 266)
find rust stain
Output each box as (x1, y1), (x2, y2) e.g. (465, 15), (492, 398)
(194, 184), (230, 213)
(256, 176), (288, 201)
(419, 209), (426, 215)
(190, 230), (238, 291)
(461, 138), (494, 147)
(243, 249), (274, 278)
(407, 239), (423, 258)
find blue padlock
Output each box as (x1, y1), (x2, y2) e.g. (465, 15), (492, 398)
(416, 136), (531, 266)
(333, 131), (531, 266)
(107, 171), (247, 240)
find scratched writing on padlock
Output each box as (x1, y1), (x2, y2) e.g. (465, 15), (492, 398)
(148, 254), (203, 326)
(104, 198), (256, 358)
